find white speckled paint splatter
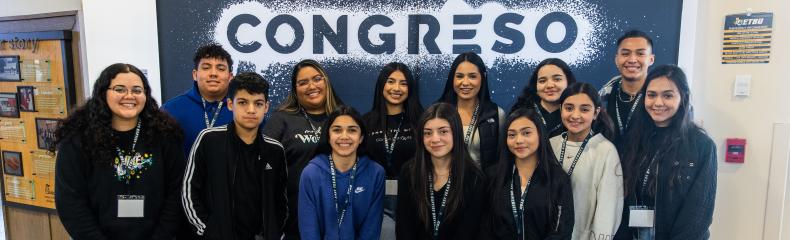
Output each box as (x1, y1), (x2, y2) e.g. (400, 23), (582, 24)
(212, 0), (614, 71)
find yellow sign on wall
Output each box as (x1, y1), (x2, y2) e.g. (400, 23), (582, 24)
(0, 31), (75, 211)
(722, 12), (773, 64)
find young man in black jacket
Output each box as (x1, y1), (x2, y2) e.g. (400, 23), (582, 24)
(182, 72), (288, 239)
(598, 30), (655, 141)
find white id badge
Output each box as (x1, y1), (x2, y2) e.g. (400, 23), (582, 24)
(117, 195), (144, 218)
(386, 180), (398, 196)
(628, 206), (654, 227)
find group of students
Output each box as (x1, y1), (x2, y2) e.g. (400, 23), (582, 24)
(52, 29), (716, 240)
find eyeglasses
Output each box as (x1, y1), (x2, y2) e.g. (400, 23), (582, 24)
(109, 85), (145, 96)
(296, 75), (325, 87)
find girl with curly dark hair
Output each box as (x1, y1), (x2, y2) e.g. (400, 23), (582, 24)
(54, 63), (185, 240)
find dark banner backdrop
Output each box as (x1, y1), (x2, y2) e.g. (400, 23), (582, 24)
(157, 0), (682, 111)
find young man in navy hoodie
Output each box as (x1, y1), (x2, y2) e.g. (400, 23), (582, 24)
(182, 72), (288, 239)
(162, 43), (235, 156)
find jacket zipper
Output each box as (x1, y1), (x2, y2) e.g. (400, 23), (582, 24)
(555, 205), (562, 232)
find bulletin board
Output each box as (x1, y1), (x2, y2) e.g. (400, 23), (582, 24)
(0, 31), (76, 211)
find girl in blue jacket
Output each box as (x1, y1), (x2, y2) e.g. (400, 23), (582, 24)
(299, 105), (386, 240)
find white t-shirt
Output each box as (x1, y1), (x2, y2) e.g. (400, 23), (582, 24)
(550, 133), (624, 240)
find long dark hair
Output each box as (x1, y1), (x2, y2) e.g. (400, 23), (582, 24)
(53, 63), (182, 163)
(407, 102), (482, 229)
(277, 59), (344, 113)
(557, 82), (615, 140)
(366, 62), (424, 129)
(313, 105), (368, 158)
(489, 108), (562, 218)
(511, 58), (577, 112)
(438, 52), (496, 110)
(622, 64), (702, 197)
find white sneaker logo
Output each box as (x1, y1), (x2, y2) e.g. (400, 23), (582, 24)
(354, 186), (365, 193)
(265, 163), (273, 170)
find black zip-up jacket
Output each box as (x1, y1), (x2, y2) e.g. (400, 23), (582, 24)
(476, 101), (504, 170)
(182, 124), (288, 240)
(481, 162), (574, 240)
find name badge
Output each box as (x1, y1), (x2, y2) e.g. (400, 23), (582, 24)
(628, 206), (654, 227)
(386, 180), (398, 196)
(117, 195), (144, 218)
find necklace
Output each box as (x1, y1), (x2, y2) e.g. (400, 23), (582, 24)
(617, 89), (636, 102)
(558, 131), (593, 176)
(428, 172), (451, 239)
(510, 166), (532, 236)
(614, 80), (642, 134)
(201, 97), (224, 128)
(463, 103), (480, 145)
(300, 107), (321, 141)
(328, 154), (358, 227)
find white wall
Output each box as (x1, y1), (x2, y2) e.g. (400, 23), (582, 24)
(688, 0), (790, 239)
(0, 0), (80, 17)
(80, 0), (162, 104)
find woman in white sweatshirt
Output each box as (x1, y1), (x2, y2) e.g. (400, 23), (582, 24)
(550, 82), (624, 240)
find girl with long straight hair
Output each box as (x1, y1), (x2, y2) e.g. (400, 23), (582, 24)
(615, 65), (716, 240)
(263, 59), (345, 239)
(512, 58), (578, 138)
(550, 82), (623, 240)
(55, 63), (184, 239)
(438, 52), (505, 170)
(364, 62), (424, 177)
(363, 62), (424, 239)
(299, 106), (385, 240)
(481, 108), (574, 240)
(396, 102), (485, 240)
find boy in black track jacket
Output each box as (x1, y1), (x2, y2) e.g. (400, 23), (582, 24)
(182, 72), (288, 240)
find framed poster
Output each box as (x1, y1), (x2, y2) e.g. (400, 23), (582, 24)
(0, 55), (21, 82)
(2, 151), (23, 176)
(35, 118), (60, 150)
(0, 92), (19, 118)
(17, 86), (35, 112)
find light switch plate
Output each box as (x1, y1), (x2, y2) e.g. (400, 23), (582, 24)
(734, 74), (751, 97)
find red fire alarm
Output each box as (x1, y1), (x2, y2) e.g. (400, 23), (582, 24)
(725, 138), (746, 163)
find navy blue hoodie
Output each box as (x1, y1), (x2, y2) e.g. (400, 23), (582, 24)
(298, 154), (385, 240)
(161, 82), (233, 155)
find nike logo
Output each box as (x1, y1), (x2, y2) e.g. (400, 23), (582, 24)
(354, 186), (365, 193)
